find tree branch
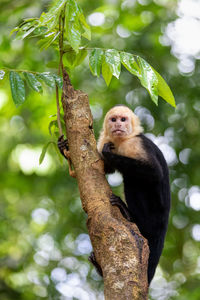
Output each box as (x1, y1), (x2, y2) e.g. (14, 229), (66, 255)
(61, 70), (149, 300)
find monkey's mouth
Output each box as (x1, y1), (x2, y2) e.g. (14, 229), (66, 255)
(113, 129), (124, 134)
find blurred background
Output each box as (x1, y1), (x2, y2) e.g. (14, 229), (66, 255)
(0, 0), (200, 299)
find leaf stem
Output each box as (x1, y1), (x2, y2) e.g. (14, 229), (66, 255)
(55, 9), (66, 137)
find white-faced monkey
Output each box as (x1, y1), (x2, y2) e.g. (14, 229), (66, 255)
(97, 104), (171, 284)
(58, 104), (171, 284)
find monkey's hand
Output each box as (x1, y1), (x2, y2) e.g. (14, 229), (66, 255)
(110, 194), (132, 222)
(102, 142), (115, 153)
(57, 135), (69, 159)
(58, 135), (76, 177)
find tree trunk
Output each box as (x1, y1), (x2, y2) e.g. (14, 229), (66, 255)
(61, 71), (149, 300)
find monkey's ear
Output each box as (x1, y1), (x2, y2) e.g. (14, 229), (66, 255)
(132, 113), (143, 134)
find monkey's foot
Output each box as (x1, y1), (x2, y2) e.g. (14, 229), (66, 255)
(110, 194), (132, 221)
(88, 252), (103, 277)
(58, 135), (69, 158)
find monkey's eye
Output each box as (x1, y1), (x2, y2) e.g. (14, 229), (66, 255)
(121, 117), (126, 122)
(111, 118), (116, 122)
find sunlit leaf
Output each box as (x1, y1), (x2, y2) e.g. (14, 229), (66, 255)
(9, 71), (25, 107)
(120, 52), (140, 77)
(66, 20), (81, 53)
(137, 56), (158, 105)
(37, 72), (55, 87)
(154, 70), (176, 107)
(37, 31), (60, 50)
(89, 48), (104, 77)
(104, 49), (121, 79)
(102, 58), (112, 86)
(53, 74), (63, 89)
(23, 72), (43, 93)
(48, 120), (58, 136)
(66, 0), (81, 22)
(79, 13), (91, 40)
(39, 142), (52, 165)
(14, 20), (39, 40)
(10, 26), (19, 36)
(39, 0), (67, 30)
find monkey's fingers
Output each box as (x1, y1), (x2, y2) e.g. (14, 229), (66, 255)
(102, 142), (115, 153)
(57, 137), (69, 155)
(88, 252), (103, 277)
(58, 134), (64, 142)
(110, 194), (132, 222)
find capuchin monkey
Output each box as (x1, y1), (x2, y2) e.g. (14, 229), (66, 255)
(58, 105), (170, 284)
(97, 105), (171, 284)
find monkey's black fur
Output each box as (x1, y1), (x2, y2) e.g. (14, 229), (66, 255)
(102, 134), (171, 284)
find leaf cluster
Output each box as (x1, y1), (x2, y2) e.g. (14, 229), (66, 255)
(89, 49), (175, 107)
(11, 0), (91, 52)
(5, 70), (63, 107)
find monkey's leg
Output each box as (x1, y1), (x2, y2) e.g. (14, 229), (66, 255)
(57, 135), (76, 178)
(88, 252), (103, 277)
(110, 194), (132, 221)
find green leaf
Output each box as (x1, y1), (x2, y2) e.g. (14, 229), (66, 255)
(66, 20), (81, 53)
(39, 0), (67, 31)
(48, 120), (58, 136)
(154, 70), (176, 107)
(65, 0), (83, 52)
(0, 70), (6, 80)
(104, 49), (121, 79)
(102, 58), (113, 86)
(10, 26), (20, 36)
(9, 71), (25, 107)
(23, 72), (43, 93)
(66, 0), (81, 22)
(137, 56), (158, 105)
(39, 142), (52, 165)
(89, 48), (104, 77)
(64, 49), (77, 68)
(15, 20), (39, 40)
(52, 142), (63, 165)
(79, 13), (91, 40)
(37, 31), (60, 50)
(120, 52), (140, 77)
(37, 72), (55, 87)
(53, 74), (63, 89)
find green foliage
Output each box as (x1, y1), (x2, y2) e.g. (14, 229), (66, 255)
(66, 0), (91, 52)
(11, 0), (91, 54)
(39, 141), (63, 165)
(23, 72), (43, 93)
(9, 71), (25, 107)
(7, 0), (174, 107)
(1, 69), (63, 106)
(89, 48), (175, 106)
(89, 48), (104, 77)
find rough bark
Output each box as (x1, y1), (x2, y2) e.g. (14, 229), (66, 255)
(61, 71), (149, 300)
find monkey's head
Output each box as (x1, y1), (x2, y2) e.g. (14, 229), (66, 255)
(103, 105), (143, 140)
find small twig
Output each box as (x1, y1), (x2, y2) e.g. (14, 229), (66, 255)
(55, 10), (66, 136)
(56, 85), (62, 135)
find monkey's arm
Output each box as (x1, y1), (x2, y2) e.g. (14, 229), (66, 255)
(102, 142), (163, 181)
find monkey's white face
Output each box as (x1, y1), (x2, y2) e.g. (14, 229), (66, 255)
(107, 113), (133, 137)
